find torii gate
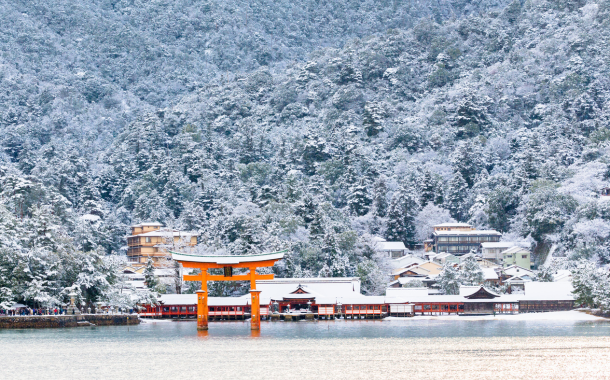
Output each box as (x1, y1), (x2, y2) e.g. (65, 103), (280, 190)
(171, 250), (286, 331)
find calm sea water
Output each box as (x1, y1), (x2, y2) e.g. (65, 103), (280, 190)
(2, 317), (610, 379)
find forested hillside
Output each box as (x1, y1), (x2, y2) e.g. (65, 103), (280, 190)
(1, 0), (610, 307)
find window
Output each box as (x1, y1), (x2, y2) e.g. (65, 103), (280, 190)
(145, 237), (151, 243)
(522, 255), (528, 259)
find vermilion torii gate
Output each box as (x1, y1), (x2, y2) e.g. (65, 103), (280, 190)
(171, 250), (286, 331)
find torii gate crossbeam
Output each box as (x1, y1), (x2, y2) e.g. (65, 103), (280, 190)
(171, 250), (286, 331)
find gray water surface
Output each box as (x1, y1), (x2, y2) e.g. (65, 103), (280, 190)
(2, 317), (610, 380)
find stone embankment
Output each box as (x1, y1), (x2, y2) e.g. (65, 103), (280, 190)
(0, 314), (140, 329)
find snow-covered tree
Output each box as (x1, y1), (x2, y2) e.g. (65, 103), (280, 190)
(437, 264), (461, 295)
(460, 255), (484, 286)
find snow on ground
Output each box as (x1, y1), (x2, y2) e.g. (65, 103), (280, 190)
(386, 310), (605, 321)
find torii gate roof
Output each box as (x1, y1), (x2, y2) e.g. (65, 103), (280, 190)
(171, 250), (287, 265)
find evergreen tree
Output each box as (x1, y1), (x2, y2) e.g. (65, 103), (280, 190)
(419, 171), (442, 205)
(348, 178), (372, 216)
(309, 208), (326, 238)
(371, 177), (389, 218)
(385, 187), (419, 244)
(437, 264), (461, 295)
(144, 257), (159, 290)
(460, 255), (484, 285)
(445, 172), (469, 221)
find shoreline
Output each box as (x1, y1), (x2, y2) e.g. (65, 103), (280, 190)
(0, 314), (141, 329)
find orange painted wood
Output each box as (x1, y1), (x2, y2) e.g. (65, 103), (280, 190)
(206, 273), (275, 282)
(177, 259), (280, 270)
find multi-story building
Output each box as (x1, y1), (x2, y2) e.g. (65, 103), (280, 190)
(431, 229), (501, 255)
(126, 222), (197, 266)
(481, 242), (516, 264)
(432, 222), (475, 232)
(425, 223), (475, 251)
(501, 247), (531, 269)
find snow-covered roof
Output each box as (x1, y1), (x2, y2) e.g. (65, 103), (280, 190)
(523, 282), (574, 301)
(432, 223), (472, 228)
(459, 286), (481, 296)
(433, 229), (501, 236)
(171, 250), (287, 265)
(554, 270), (572, 282)
(317, 296), (389, 305)
(132, 222), (164, 227)
(482, 267), (499, 280)
(434, 253), (457, 261)
(256, 277), (363, 304)
(481, 242), (517, 249)
(386, 287), (429, 297)
(503, 265), (535, 277)
(502, 246), (529, 254)
(132, 230), (195, 238)
(390, 254), (425, 269)
(376, 241), (406, 251)
(504, 275), (533, 284)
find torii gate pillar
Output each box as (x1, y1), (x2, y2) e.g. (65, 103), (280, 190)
(250, 290), (262, 330)
(196, 290), (208, 330)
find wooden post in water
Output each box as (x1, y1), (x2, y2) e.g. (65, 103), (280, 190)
(250, 290), (261, 330)
(196, 289), (208, 330)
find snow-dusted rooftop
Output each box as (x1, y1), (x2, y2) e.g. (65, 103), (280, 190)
(432, 222), (472, 228)
(391, 254), (425, 269)
(386, 287), (429, 297)
(376, 241), (406, 251)
(482, 267), (499, 281)
(502, 246), (529, 254)
(130, 229), (195, 238)
(131, 222), (164, 227)
(522, 282), (574, 301)
(433, 230), (502, 236)
(481, 242), (517, 248)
